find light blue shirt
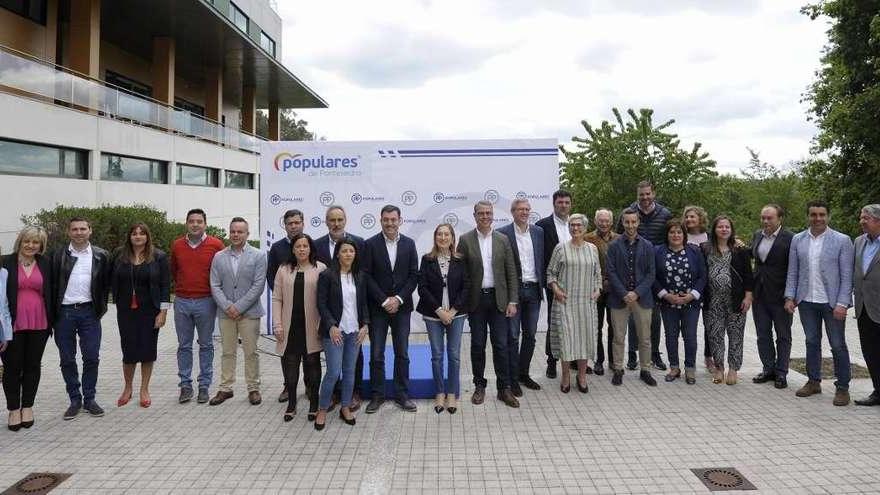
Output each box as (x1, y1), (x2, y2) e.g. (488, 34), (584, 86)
(864, 235), (880, 275)
(0, 268), (13, 342)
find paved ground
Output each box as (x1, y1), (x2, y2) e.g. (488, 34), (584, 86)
(1, 304), (879, 495)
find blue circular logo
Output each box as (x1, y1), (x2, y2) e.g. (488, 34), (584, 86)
(319, 192), (335, 207)
(270, 194), (282, 206)
(361, 213), (376, 230)
(515, 191), (527, 200)
(310, 216), (323, 228)
(433, 192), (445, 204)
(351, 193), (363, 205)
(484, 189), (500, 204)
(442, 212), (459, 228)
(401, 190), (417, 206)
(529, 211), (541, 224)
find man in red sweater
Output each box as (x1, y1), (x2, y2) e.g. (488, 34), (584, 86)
(170, 208), (225, 404)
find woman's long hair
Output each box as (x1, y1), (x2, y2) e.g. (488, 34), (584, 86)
(285, 233), (317, 269)
(426, 223), (460, 260)
(121, 223), (155, 263)
(708, 214), (737, 255)
(331, 238), (360, 274)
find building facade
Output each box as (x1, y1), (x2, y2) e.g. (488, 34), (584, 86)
(0, 0), (326, 249)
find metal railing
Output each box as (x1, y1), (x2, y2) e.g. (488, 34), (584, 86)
(0, 45), (263, 154)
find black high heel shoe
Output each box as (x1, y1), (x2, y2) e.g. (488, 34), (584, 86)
(283, 403), (296, 423)
(577, 378), (589, 394)
(339, 408), (356, 426)
(560, 382), (571, 394)
(314, 410), (326, 431)
(7, 412), (21, 432)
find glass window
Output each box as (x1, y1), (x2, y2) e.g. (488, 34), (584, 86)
(174, 97), (205, 116)
(178, 164), (219, 187)
(225, 170), (254, 189)
(0, 138), (87, 178)
(231, 3), (249, 33)
(0, 0), (46, 24)
(105, 70), (152, 98)
(260, 32), (276, 57)
(101, 154), (167, 184)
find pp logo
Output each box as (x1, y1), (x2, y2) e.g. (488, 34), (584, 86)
(484, 189), (500, 204)
(442, 212), (459, 228)
(433, 192), (445, 204)
(310, 216), (323, 228)
(319, 191), (335, 207)
(529, 211), (541, 224)
(361, 213), (376, 230)
(401, 190), (417, 206)
(515, 191), (528, 200)
(270, 194), (282, 206)
(351, 193), (363, 205)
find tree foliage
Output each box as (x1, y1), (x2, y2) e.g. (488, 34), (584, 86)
(256, 109), (319, 141)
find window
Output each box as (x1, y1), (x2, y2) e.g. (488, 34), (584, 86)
(178, 164), (219, 187)
(260, 31), (276, 57)
(101, 154), (167, 184)
(225, 170), (254, 189)
(0, 138), (87, 178)
(0, 0), (47, 24)
(230, 3), (248, 33)
(174, 98), (205, 116)
(105, 71), (152, 98)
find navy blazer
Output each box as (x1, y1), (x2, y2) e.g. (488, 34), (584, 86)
(535, 215), (561, 271)
(498, 223), (546, 291)
(606, 235), (656, 309)
(416, 254), (470, 317)
(110, 249), (171, 312)
(266, 237), (291, 290)
(313, 232), (365, 267)
(316, 269), (370, 338)
(750, 228), (793, 304)
(361, 233), (419, 312)
(2, 253), (54, 330)
(652, 244), (707, 306)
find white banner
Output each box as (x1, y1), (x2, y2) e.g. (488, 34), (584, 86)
(259, 139), (559, 333)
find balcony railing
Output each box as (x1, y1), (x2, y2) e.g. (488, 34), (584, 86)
(0, 45), (263, 154)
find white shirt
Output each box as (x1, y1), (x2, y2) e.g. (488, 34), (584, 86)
(806, 229), (828, 304)
(553, 215), (571, 245)
(757, 226), (781, 263)
(229, 247), (243, 277)
(187, 233), (207, 249)
(515, 224), (538, 282)
(385, 233), (399, 268)
(62, 243), (93, 304)
(328, 237), (337, 259)
(339, 273), (359, 334)
(478, 229), (494, 289)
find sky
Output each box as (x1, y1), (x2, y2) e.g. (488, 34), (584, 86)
(277, 0), (829, 175)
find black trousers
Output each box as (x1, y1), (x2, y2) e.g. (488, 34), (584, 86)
(281, 340), (321, 411)
(858, 311), (880, 394)
(595, 294), (615, 366)
(1, 330), (50, 411)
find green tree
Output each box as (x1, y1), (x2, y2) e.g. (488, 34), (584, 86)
(255, 109), (318, 141)
(801, 0), (880, 236)
(728, 149), (809, 234)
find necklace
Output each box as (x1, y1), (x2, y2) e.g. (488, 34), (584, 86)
(19, 257), (34, 267)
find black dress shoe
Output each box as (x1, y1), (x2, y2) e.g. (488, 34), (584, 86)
(365, 398), (384, 414)
(774, 376), (788, 389)
(396, 398), (417, 412)
(652, 359), (667, 371)
(855, 392), (880, 406)
(511, 384), (523, 397)
(593, 364), (605, 376)
(498, 389), (520, 408)
(519, 376), (542, 390)
(639, 370), (657, 387)
(546, 362), (557, 379)
(753, 371), (776, 384)
(611, 370), (623, 386)
(626, 358), (638, 371)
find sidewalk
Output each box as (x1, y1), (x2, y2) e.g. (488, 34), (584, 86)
(1, 304), (878, 494)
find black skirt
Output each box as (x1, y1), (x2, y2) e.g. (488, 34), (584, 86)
(115, 261), (160, 364)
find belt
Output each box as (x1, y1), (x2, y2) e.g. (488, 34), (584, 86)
(480, 288), (496, 294)
(520, 281), (539, 288)
(62, 301), (93, 309)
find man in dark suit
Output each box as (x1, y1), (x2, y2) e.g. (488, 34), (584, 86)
(499, 198), (545, 393)
(854, 204), (880, 406)
(267, 209), (303, 403)
(362, 205), (419, 413)
(314, 206), (364, 266)
(535, 189), (572, 379)
(750, 204), (794, 389)
(459, 200), (520, 408)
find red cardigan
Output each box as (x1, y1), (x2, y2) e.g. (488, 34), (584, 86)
(170, 236), (225, 298)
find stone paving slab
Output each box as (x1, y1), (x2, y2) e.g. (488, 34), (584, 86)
(0, 304), (878, 494)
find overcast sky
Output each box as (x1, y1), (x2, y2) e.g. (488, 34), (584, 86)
(278, 0), (828, 175)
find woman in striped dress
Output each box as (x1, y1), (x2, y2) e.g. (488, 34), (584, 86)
(546, 213), (602, 394)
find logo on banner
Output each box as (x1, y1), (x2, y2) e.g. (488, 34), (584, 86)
(319, 192), (335, 206)
(361, 214), (376, 230)
(273, 152), (361, 176)
(515, 190), (551, 200)
(270, 194), (303, 206)
(433, 192), (467, 204)
(401, 190), (417, 206)
(310, 216), (323, 228)
(442, 212), (459, 227)
(351, 193), (362, 205)
(484, 189), (500, 204)
(270, 194), (282, 206)
(529, 211), (541, 224)
(350, 193), (385, 205)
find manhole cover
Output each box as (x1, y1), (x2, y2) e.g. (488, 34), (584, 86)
(2, 473), (71, 495)
(691, 468), (756, 491)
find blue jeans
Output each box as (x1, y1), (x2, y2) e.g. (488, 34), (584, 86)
(368, 309), (412, 399)
(798, 301), (851, 389)
(54, 305), (102, 405)
(174, 297), (217, 390)
(510, 284), (542, 380)
(469, 290), (511, 390)
(752, 299), (793, 376)
(425, 316), (465, 397)
(319, 333), (359, 409)
(660, 304), (701, 369)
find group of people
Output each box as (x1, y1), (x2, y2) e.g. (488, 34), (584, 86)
(2, 181), (880, 432)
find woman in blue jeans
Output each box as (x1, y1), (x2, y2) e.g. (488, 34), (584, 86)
(653, 219), (706, 385)
(417, 223), (470, 414)
(315, 239), (369, 430)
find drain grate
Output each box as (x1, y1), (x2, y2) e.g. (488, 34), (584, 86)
(2, 473), (71, 495)
(691, 468), (756, 491)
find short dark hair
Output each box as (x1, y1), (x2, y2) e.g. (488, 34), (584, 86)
(552, 189), (572, 202)
(285, 233), (316, 268)
(332, 237), (361, 274)
(806, 200), (829, 215)
(621, 207), (639, 218)
(230, 216), (248, 227)
(186, 208), (207, 222)
(380, 204), (401, 217)
(68, 216), (90, 227)
(664, 218), (688, 245)
(636, 180), (654, 191)
(763, 203), (785, 218)
(283, 209), (303, 222)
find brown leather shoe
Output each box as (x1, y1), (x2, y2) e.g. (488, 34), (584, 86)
(795, 380), (822, 397)
(833, 389), (850, 406)
(209, 390), (234, 405)
(471, 387), (485, 405)
(498, 389), (520, 408)
(248, 391), (262, 405)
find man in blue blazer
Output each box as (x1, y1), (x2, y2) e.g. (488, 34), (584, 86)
(361, 205), (419, 413)
(499, 199), (545, 393)
(313, 206), (365, 266)
(535, 190), (572, 379)
(785, 200), (854, 406)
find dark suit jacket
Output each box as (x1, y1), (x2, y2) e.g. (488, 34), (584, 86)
(652, 244), (707, 307)
(316, 269), (370, 338)
(458, 229), (519, 313)
(50, 244), (112, 322)
(750, 228), (793, 304)
(110, 250), (171, 312)
(416, 254), (470, 317)
(497, 223), (546, 292)
(606, 235), (656, 309)
(361, 233), (419, 313)
(535, 215), (561, 271)
(266, 237), (292, 290)
(701, 243), (755, 313)
(314, 232), (365, 267)
(2, 253), (54, 329)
